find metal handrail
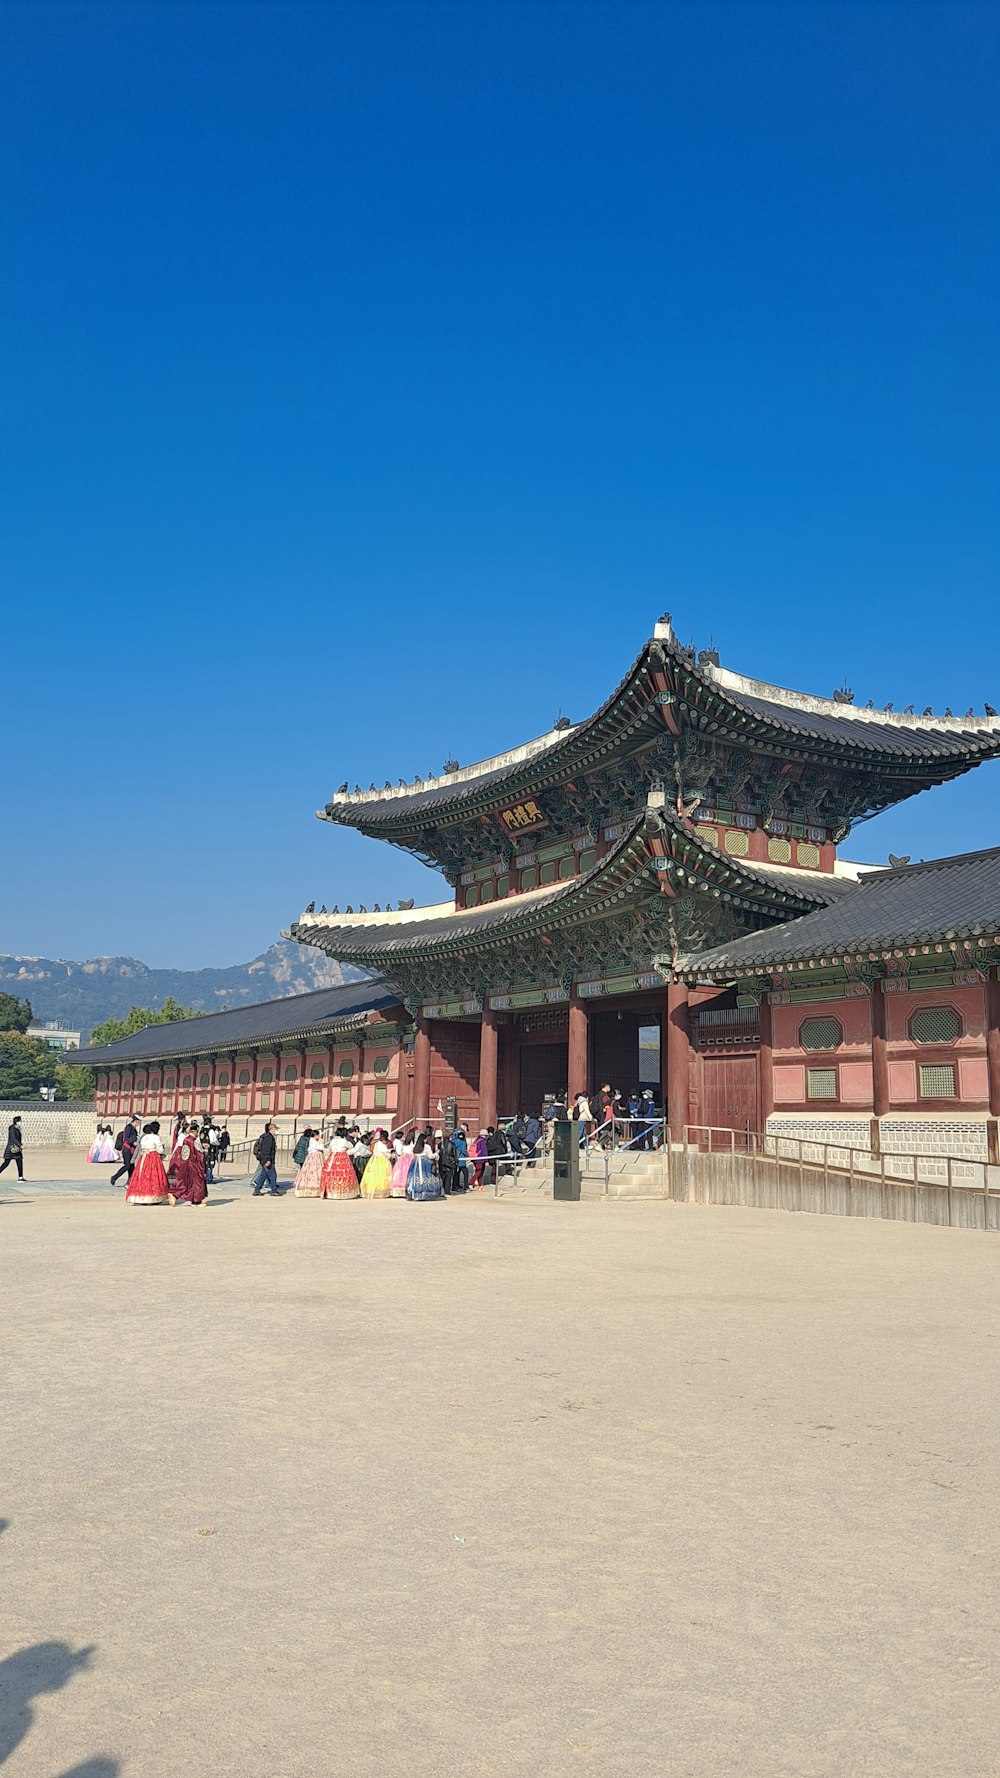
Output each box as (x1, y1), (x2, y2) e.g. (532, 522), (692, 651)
(681, 1122), (1000, 1196)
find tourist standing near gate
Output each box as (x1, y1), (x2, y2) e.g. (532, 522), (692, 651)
(250, 1121), (280, 1196)
(0, 1115), (25, 1181)
(110, 1116), (139, 1188)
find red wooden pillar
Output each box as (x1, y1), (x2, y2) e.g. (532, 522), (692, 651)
(666, 981), (690, 1143)
(413, 1019), (432, 1125)
(479, 1007), (498, 1128)
(567, 994), (589, 1101)
(758, 994), (774, 1129)
(985, 967), (1000, 1163)
(870, 982), (889, 1153)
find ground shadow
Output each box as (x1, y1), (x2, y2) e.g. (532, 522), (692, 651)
(57, 1762), (119, 1777)
(0, 1642), (96, 1766)
(204, 1198), (237, 1207)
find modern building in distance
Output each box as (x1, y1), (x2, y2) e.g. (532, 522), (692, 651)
(284, 613), (1000, 1157)
(28, 1021), (81, 1051)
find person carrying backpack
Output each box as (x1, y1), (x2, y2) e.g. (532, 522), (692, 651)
(250, 1122), (280, 1196)
(110, 1117), (139, 1189)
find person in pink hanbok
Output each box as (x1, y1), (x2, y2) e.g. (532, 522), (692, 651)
(126, 1123), (170, 1205)
(294, 1134), (327, 1197)
(388, 1138), (415, 1198)
(167, 1121), (208, 1205)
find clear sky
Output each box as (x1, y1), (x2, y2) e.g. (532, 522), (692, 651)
(2, 2), (998, 969)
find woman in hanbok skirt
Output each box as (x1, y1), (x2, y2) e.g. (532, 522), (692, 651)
(405, 1135), (444, 1200)
(126, 1123), (170, 1205)
(388, 1140), (414, 1198)
(87, 1126), (104, 1163)
(360, 1133), (392, 1198)
(167, 1122), (208, 1205)
(96, 1126), (118, 1164)
(295, 1134), (328, 1197)
(319, 1132), (361, 1198)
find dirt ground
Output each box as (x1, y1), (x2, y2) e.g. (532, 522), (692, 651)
(1, 1191), (997, 1778)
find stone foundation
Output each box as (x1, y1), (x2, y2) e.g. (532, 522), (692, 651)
(766, 1112), (991, 1162)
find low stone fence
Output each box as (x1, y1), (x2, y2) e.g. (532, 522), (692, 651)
(669, 1138), (1000, 1232)
(0, 1101), (98, 1149)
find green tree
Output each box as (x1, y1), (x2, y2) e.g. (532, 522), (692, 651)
(0, 992), (32, 1034)
(0, 1033), (57, 1099)
(55, 1062), (96, 1102)
(89, 998), (203, 1048)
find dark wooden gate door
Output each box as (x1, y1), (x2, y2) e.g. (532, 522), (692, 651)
(700, 1052), (760, 1136)
(518, 1043), (565, 1117)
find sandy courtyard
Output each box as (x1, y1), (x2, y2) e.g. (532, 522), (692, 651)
(1, 1193), (997, 1777)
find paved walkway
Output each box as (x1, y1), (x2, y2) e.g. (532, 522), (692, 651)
(2, 1195), (997, 1776)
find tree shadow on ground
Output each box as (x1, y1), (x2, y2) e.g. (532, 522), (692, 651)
(0, 1642), (96, 1766)
(57, 1762), (119, 1777)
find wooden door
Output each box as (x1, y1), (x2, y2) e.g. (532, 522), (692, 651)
(700, 1052), (760, 1137)
(517, 1043), (566, 1118)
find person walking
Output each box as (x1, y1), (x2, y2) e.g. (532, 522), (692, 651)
(250, 1121), (280, 1196)
(126, 1122), (170, 1205)
(217, 1125), (231, 1167)
(451, 1126), (470, 1192)
(110, 1116), (139, 1188)
(0, 1115), (25, 1181)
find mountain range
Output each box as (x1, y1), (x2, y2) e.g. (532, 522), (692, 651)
(1, 942), (368, 1040)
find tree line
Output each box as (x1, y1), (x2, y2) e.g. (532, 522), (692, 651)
(0, 993), (202, 1101)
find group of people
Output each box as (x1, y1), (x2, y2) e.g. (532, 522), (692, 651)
(87, 1125), (120, 1164)
(559, 1085), (662, 1149)
(100, 1116), (231, 1191)
(120, 1117), (232, 1206)
(283, 1121), (479, 1201)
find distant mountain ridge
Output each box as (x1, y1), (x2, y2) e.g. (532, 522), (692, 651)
(0, 942), (367, 1040)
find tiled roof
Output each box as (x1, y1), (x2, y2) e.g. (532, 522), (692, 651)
(77, 978), (402, 1066)
(318, 616), (1000, 835)
(290, 806), (856, 962)
(677, 847), (1000, 979)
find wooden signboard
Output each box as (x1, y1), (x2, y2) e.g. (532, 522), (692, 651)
(497, 798), (548, 838)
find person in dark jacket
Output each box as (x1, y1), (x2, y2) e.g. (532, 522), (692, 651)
(110, 1117), (139, 1188)
(450, 1127), (469, 1191)
(437, 1131), (457, 1194)
(523, 1114), (541, 1166)
(0, 1115), (24, 1180)
(250, 1121), (280, 1196)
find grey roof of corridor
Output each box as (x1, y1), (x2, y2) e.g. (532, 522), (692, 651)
(77, 978), (402, 1066)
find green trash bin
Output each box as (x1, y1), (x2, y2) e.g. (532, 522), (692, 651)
(552, 1119), (581, 1200)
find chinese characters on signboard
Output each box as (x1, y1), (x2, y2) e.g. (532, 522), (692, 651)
(497, 799), (548, 838)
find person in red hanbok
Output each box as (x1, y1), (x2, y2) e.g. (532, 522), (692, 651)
(167, 1120), (208, 1205)
(319, 1132), (361, 1199)
(126, 1123), (171, 1205)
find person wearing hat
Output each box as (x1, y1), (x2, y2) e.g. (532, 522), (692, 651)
(0, 1114), (25, 1180)
(640, 1088), (658, 1150)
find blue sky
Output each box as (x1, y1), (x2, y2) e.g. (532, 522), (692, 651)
(2, 2), (997, 968)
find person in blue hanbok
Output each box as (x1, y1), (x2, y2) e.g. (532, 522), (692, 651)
(405, 1134), (443, 1200)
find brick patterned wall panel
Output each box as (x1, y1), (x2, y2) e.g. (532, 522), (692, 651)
(888, 1060), (917, 1102)
(773, 1065), (805, 1103)
(959, 1057), (989, 1101)
(839, 1061), (873, 1104)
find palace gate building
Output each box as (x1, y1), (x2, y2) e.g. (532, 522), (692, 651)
(287, 613), (1000, 1152)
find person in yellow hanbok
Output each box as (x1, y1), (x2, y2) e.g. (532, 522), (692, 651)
(359, 1132), (392, 1198)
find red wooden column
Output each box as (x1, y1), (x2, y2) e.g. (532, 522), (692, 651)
(567, 994), (589, 1101)
(413, 1019), (432, 1126)
(758, 994), (774, 1129)
(985, 967), (1000, 1163)
(479, 1007), (498, 1128)
(870, 981), (889, 1153)
(666, 982), (691, 1143)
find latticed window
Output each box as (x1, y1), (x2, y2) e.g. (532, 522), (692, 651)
(373, 1054), (390, 1075)
(695, 825), (719, 849)
(480, 880), (495, 903)
(465, 883), (480, 907)
(806, 1068), (838, 1100)
(338, 1058), (355, 1078)
(284, 1091), (295, 1110)
(496, 875), (510, 898)
(520, 867), (538, 890)
(260, 1067), (273, 1085)
(218, 1071), (229, 1088)
(799, 1016), (843, 1052)
(238, 1068), (250, 1086)
(910, 1007), (961, 1045)
(284, 1064), (298, 1083)
(199, 1072), (210, 1088)
(558, 854), (575, 880)
(539, 860), (557, 885)
(724, 830), (749, 856)
(310, 1061), (325, 1080)
(578, 849), (597, 874)
(310, 1089), (322, 1109)
(796, 842), (820, 869)
(339, 1088), (352, 1108)
(919, 1064), (956, 1098)
(767, 837), (792, 864)
(374, 1087), (387, 1108)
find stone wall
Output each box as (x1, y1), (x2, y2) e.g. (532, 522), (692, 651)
(0, 1102), (98, 1149)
